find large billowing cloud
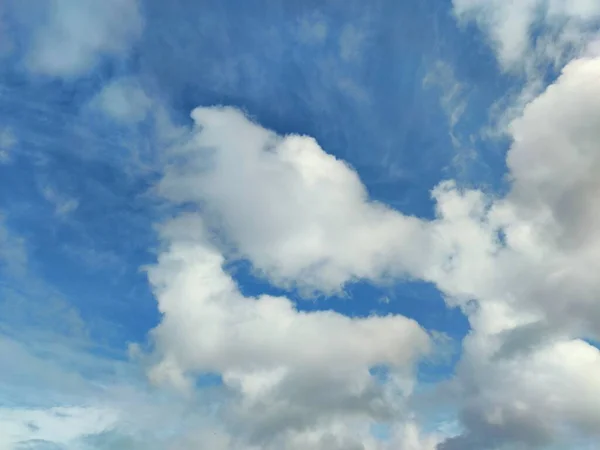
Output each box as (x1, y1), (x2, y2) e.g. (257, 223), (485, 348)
(158, 106), (432, 294)
(151, 60), (600, 447)
(429, 55), (600, 450)
(439, 338), (600, 450)
(146, 74), (600, 446)
(3, 1), (600, 448)
(146, 210), (433, 447)
(426, 56), (600, 336)
(410, 3), (600, 446)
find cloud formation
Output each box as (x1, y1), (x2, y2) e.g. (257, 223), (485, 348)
(90, 78), (153, 124)
(24, 0), (143, 78)
(146, 211), (432, 447)
(147, 85), (600, 446)
(158, 107), (431, 294)
(418, 3), (600, 446)
(3, 0), (600, 449)
(6, 64), (600, 450)
(453, 0), (600, 72)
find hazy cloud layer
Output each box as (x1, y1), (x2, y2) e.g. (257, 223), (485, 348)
(23, 0), (143, 78)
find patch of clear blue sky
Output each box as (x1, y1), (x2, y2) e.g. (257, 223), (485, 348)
(0, 0), (516, 376)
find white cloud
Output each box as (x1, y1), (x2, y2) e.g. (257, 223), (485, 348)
(146, 212), (431, 446)
(159, 106), (432, 294)
(0, 329), (227, 450)
(439, 338), (600, 449)
(121, 55), (600, 446)
(0, 406), (117, 449)
(0, 241), (436, 450)
(8, 74), (599, 447)
(241, 420), (441, 450)
(90, 78), (152, 124)
(453, 0), (540, 71)
(452, 0), (600, 73)
(0, 322), (120, 449)
(450, 0), (600, 137)
(25, 0), (143, 78)
(151, 100), (600, 447)
(4, 1), (598, 445)
(428, 57), (600, 338)
(0, 343), (396, 449)
(423, 56), (600, 448)
(423, 7), (600, 443)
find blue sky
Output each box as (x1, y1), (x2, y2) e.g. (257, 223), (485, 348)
(1, 0), (600, 449)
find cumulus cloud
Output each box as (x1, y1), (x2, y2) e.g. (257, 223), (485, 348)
(3, 1), (598, 448)
(146, 212), (432, 446)
(153, 83), (600, 448)
(428, 56), (600, 338)
(25, 0), (143, 78)
(439, 338), (600, 450)
(424, 7), (600, 444)
(0, 240), (223, 450)
(149, 96), (600, 447)
(0, 199), (436, 450)
(5, 56), (597, 449)
(158, 106), (431, 294)
(424, 56), (600, 448)
(1, 329), (398, 448)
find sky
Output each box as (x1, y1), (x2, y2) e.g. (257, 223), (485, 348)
(0, 0), (600, 449)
